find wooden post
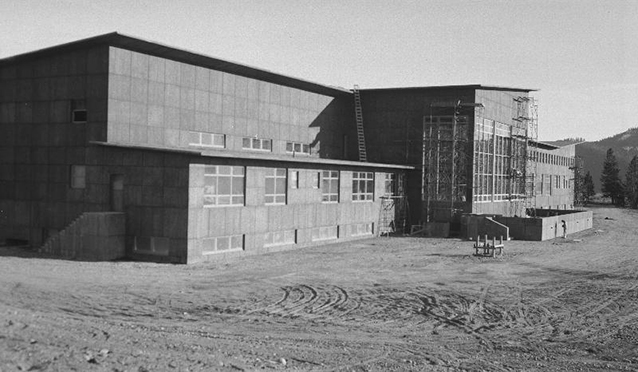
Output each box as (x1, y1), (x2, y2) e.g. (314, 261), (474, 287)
(491, 236), (496, 257)
(484, 234), (488, 255)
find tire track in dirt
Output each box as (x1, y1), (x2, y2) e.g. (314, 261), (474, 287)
(259, 284), (362, 319)
(418, 292), (496, 351)
(567, 271), (638, 342)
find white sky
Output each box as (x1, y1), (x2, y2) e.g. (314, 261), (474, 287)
(2, 0), (637, 141)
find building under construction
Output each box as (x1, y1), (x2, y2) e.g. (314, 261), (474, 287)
(358, 85), (581, 236)
(0, 34), (589, 263)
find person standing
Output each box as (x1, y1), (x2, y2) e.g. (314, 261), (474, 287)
(561, 220), (567, 238)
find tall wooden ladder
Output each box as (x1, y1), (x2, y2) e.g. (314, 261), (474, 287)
(353, 85), (367, 162)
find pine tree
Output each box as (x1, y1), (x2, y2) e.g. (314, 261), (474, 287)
(583, 171), (596, 205)
(600, 148), (624, 206)
(625, 155), (638, 209)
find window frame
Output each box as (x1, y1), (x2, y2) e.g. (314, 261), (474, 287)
(203, 165), (245, 207)
(384, 173), (396, 196)
(202, 235), (244, 255)
(311, 225), (339, 241)
(265, 167), (287, 205)
(188, 131), (226, 148)
(285, 141), (311, 155)
(264, 229), (297, 247)
(351, 223), (374, 237)
(352, 171), (374, 201)
(321, 170), (340, 203)
(70, 165), (86, 189)
(71, 109), (87, 124)
(289, 170), (299, 189)
(242, 137), (272, 151)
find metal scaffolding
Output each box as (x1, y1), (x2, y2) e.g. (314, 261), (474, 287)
(422, 101), (482, 224)
(407, 96), (540, 227)
(508, 96), (539, 217)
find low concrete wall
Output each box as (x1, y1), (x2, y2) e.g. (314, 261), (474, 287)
(462, 215), (509, 241)
(482, 217), (510, 240)
(40, 212), (125, 261)
(496, 210), (592, 241)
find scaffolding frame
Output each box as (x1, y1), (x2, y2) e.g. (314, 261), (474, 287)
(422, 101), (483, 224)
(377, 173), (409, 236)
(508, 96), (538, 217)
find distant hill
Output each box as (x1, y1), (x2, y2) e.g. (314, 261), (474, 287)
(574, 127), (638, 192)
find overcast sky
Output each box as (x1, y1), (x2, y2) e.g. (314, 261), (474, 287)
(2, 0), (637, 141)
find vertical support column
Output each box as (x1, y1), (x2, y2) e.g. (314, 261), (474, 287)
(450, 113), (457, 215)
(490, 121), (496, 201)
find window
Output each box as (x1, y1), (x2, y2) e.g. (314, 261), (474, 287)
(311, 226), (339, 241)
(285, 141), (311, 155)
(72, 109), (87, 123)
(203, 165), (245, 206)
(534, 174), (542, 195)
(265, 168), (287, 204)
(71, 100), (86, 123)
(70, 165), (86, 189)
(352, 172), (374, 201)
(321, 170), (339, 202)
(189, 131), (225, 148)
(351, 223), (374, 237)
(384, 173), (395, 196)
(133, 236), (169, 255)
(312, 171), (320, 189)
(290, 170), (299, 189)
(264, 230), (297, 247)
(242, 137), (272, 151)
(203, 235), (244, 254)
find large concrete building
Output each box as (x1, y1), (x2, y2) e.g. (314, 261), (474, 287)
(0, 33), (581, 262)
(0, 33), (411, 263)
(359, 86), (577, 234)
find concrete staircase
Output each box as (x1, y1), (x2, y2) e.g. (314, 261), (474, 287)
(40, 212), (126, 261)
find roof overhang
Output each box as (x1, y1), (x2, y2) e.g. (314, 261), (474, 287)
(359, 84), (537, 93)
(530, 140), (560, 150)
(90, 141), (414, 170)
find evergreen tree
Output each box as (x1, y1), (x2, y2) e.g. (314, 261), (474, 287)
(600, 148), (624, 206)
(583, 171), (596, 205)
(625, 155), (638, 209)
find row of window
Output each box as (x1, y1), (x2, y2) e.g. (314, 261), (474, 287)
(531, 151), (574, 167)
(187, 130), (312, 155)
(536, 174), (571, 195)
(201, 223), (374, 255)
(68, 165), (394, 205)
(474, 173), (572, 202)
(203, 166), (387, 207)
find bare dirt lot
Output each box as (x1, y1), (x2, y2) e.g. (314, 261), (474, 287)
(2, 206), (638, 372)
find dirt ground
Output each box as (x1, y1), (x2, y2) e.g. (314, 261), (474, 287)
(1, 206), (638, 372)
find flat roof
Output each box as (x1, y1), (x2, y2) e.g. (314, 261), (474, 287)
(530, 140), (560, 150)
(1, 34), (538, 97)
(541, 139), (585, 147)
(91, 141), (414, 170)
(360, 84), (537, 93)
(0, 32), (352, 97)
